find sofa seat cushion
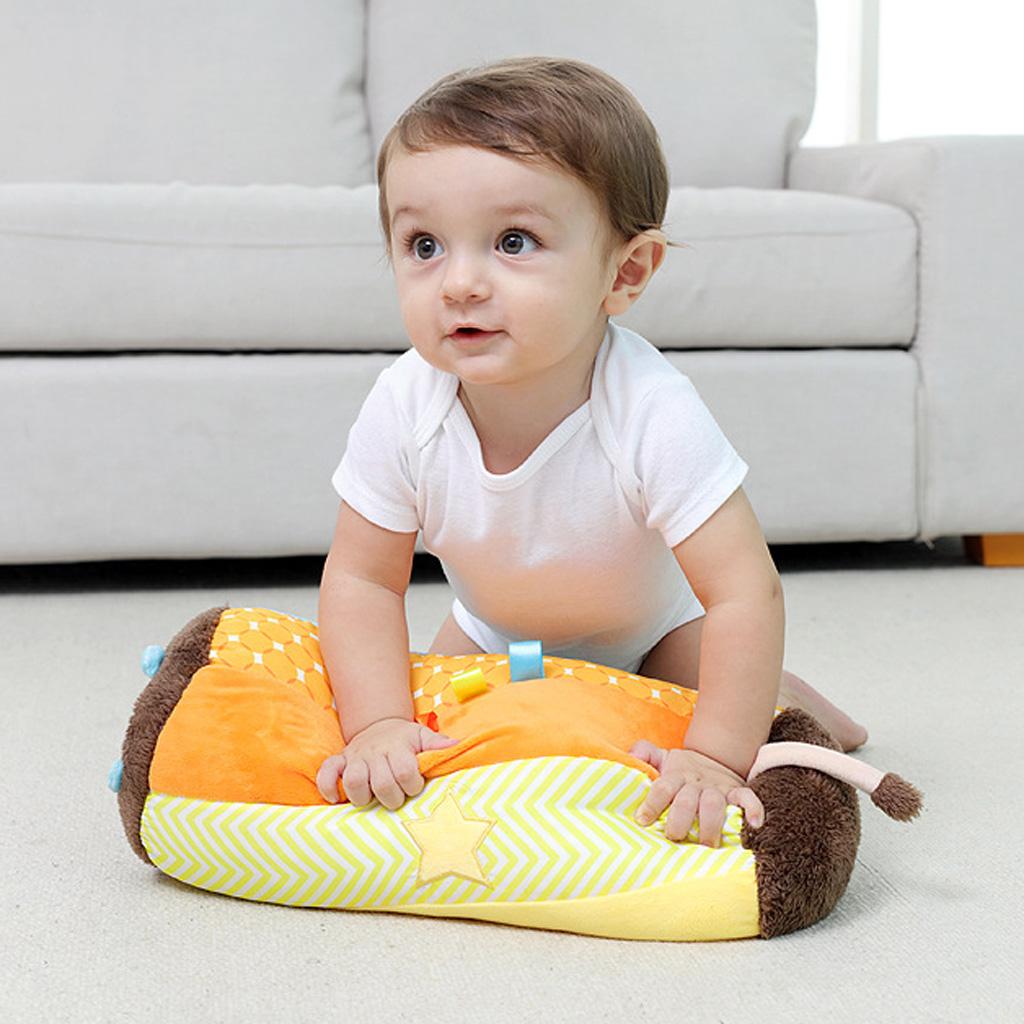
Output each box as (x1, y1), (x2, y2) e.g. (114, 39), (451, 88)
(0, 349), (918, 563)
(0, 183), (915, 353)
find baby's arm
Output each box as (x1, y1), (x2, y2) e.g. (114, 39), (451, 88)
(672, 486), (784, 778)
(317, 502), (460, 809)
(318, 501), (419, 741)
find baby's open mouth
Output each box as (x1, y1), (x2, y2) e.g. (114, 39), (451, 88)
(451, 327), (501, 340)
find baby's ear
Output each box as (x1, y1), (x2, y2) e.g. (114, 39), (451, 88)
(630, 230), (667, 273)
(638, 229), (668, 275)
(604, 231), (667, 315)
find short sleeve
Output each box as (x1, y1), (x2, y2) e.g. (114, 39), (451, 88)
(627, 375), (748, 549)
(331, 367), (420, 533)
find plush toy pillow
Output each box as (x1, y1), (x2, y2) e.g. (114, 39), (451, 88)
(113, 606), (922, 941)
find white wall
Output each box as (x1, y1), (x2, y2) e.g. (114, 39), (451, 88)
(805, 0), (1023, 147)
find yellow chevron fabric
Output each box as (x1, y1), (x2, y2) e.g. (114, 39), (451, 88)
(141, 755), (759, 942)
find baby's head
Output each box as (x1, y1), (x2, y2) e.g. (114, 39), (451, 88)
(375, 56), (681, 387)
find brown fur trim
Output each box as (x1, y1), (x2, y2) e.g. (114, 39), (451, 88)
(117, 606), (227, 864)
(871, 772), (923, 821)
(742, 708), (861, 939)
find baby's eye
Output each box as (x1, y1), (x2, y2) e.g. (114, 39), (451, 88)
(401, 228), (541, 262)
(497, 229), (540, 256)
(403, 232), (441, 262)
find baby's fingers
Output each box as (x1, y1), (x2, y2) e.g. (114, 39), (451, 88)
(634, 776), (677, 825)
(343, 757), (373, 807)
(368, 756), (406, 811)
(694, 787), (728, 848)
(316, 753), (347, 803)
(727, 786), (765, 828)
(388, 747), (426, 799)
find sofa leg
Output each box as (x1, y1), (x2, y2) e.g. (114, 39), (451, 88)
(963, 534), (1024, 566)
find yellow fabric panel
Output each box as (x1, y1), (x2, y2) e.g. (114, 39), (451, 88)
(394, 871), (760, 942)
(142, 755), (760, 942)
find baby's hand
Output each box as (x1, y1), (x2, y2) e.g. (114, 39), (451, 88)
(316, 717), (459, 810)
(629, 741), (765, 847)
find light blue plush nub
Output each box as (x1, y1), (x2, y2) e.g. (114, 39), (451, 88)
(108, 759), (124, 793)
(141, 644), (165, 677)
(508, 640), (544, 682)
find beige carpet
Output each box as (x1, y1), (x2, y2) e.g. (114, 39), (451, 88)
(1, 538), (1020, 1023)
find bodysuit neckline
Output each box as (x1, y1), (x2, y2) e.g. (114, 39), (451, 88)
(450, 396), (592, 490)
(441, 323), (612, 491)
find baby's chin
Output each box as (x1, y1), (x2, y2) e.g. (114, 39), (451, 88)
(415, 339), (515, 378)
(452, 360), (534, 393)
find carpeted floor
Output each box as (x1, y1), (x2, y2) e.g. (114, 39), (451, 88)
(1, 538), (1020, 1023)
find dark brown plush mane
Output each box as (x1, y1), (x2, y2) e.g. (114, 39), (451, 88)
(743, 708), (860, 938)
(117, 606), (226, 863)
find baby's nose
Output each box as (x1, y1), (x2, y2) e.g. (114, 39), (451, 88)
(442, 258), (491, 303)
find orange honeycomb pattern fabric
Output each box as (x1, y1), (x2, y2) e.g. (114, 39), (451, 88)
(209, 607), (332, 707)
(150, 607), (749, 807)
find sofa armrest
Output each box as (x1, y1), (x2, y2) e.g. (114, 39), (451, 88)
(787, 136), (1024, 539)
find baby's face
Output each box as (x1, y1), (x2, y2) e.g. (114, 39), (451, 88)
(385, 144), (621, 387)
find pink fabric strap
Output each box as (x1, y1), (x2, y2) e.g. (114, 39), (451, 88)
(746, 741), (885, 795)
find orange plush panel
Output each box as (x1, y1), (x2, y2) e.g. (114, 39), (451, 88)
(149, 609), (700, 806)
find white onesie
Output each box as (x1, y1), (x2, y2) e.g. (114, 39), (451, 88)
(332, 319), (748, 673)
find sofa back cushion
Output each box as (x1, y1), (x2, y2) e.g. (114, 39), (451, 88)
(0, 0), (372, 186)
(365, 0), (816, 190)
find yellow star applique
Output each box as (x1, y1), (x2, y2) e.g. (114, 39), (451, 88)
(403, 788), (496, 886)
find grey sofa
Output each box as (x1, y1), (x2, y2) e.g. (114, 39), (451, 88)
(1, 0), (1021, 564)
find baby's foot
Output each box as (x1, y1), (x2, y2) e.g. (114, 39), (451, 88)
(778, 672), (869, 753)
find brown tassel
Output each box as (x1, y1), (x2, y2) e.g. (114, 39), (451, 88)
(870, 772), (923, 821)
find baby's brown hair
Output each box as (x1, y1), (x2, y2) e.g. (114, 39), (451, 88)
(375, 55), (684, 267)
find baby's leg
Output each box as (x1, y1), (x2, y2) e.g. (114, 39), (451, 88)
(637, 617), (869, 753)
(776, 669), (868, 753)
(428, 611), (486, 656)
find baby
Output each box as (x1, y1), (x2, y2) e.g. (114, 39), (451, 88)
(316, 56), (868, 848)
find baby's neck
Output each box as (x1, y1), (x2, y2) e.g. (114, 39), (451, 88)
(458, 353), (596, 459)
